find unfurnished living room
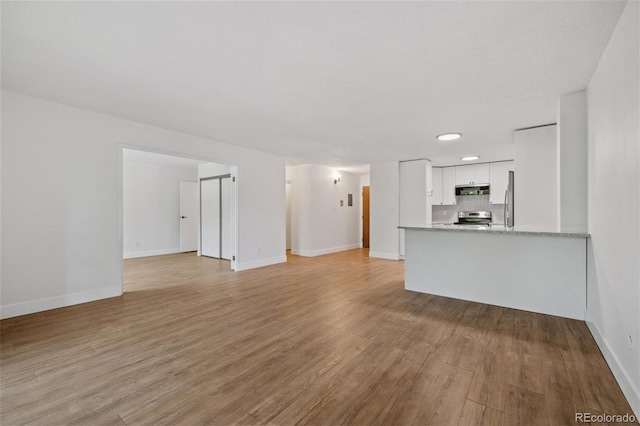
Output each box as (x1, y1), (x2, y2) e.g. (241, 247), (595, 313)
(1, 1), (639, 425)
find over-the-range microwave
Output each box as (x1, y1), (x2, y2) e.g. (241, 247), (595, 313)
(455, 184), (490, 196)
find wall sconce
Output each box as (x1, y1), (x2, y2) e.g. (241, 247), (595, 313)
(333, 174), (341, 184)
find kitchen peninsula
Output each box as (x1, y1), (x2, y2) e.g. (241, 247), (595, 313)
(399, 225), (590, 320)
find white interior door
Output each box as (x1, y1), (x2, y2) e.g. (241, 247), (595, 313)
(179, 181), (199, 252)
(201, 178), (220, 258)
(220, 177), (232, 260)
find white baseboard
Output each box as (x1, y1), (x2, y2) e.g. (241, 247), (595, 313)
(369, 251), (401, 260)
(124, 248), (180, 259)
(0, 286), (122, 320)
(291, 244), (360, 258)
(235, 255), (287, 272)
(586, 321), (640, 418)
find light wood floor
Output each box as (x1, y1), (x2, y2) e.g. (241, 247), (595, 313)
(1, 249), (636, 425)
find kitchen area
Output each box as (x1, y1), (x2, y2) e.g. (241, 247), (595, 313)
(430, 160), (512, 227)
(394, 103), (590, 321)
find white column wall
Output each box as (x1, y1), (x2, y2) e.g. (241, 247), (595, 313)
(399, 159), (430, 227)
(369, 161), (400, 260)
(513, 125), (558, 229)
(558, 91), (588, 233)
(586, 0), (639, 416)
(288, 165), (313, 255)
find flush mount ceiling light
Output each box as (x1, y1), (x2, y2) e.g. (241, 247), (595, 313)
(436, 133), (462, 141)
(460, 156), (479, 161)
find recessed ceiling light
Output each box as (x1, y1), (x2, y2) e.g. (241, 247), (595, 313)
(460, 156), (479, 161)
(436, 133), (462, 141)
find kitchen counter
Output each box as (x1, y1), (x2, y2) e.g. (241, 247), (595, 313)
(400, 224), (589, 238)
(401, 225), (587, 320)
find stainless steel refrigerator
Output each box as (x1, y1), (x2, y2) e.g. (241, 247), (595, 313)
(504, 170), (515, 227)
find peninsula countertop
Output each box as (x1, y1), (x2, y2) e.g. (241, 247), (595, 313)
(398, 224), (590, 238)
(400, 223), (589, 319)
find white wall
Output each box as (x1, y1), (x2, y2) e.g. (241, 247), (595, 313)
(288, 164), (360, 257)
(558, 91), (588, 233)
(312, 166), (360, 255)
(369, 161), (400, 260)
(513, 125), (558, 229)
(123, 159), (197, 258)
(287, 165), (313, 255)
(0, 91), (286, 319)
(198, 163), (231, 178)
(586, 0), (640, 416)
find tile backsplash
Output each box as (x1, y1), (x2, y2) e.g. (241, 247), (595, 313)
(432, 194), (505, 224)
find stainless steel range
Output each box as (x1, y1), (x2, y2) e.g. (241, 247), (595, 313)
(454, 211), (492, 226)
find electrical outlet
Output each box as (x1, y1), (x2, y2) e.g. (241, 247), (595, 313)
(442, 210), (447, 216)
(135, 241), (140, 248)
(258, 247), (261, 255)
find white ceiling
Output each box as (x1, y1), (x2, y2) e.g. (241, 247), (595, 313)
(1, 1), (626, 168)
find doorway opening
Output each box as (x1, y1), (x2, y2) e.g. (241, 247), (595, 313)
(362, 185), (370, 248)
(286, 179), (292, 255)
(121, 147), (238, 292)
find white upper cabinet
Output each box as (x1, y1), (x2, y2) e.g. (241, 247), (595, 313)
(442, 167), (457, 205)
(432, 167), (443, 205)
(489, 161), (514, 204)
(455, 163), (490, 185)
(474, 163), (490, 184)
(430, 167), (456, 206)
(455, 165), (474, 185)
